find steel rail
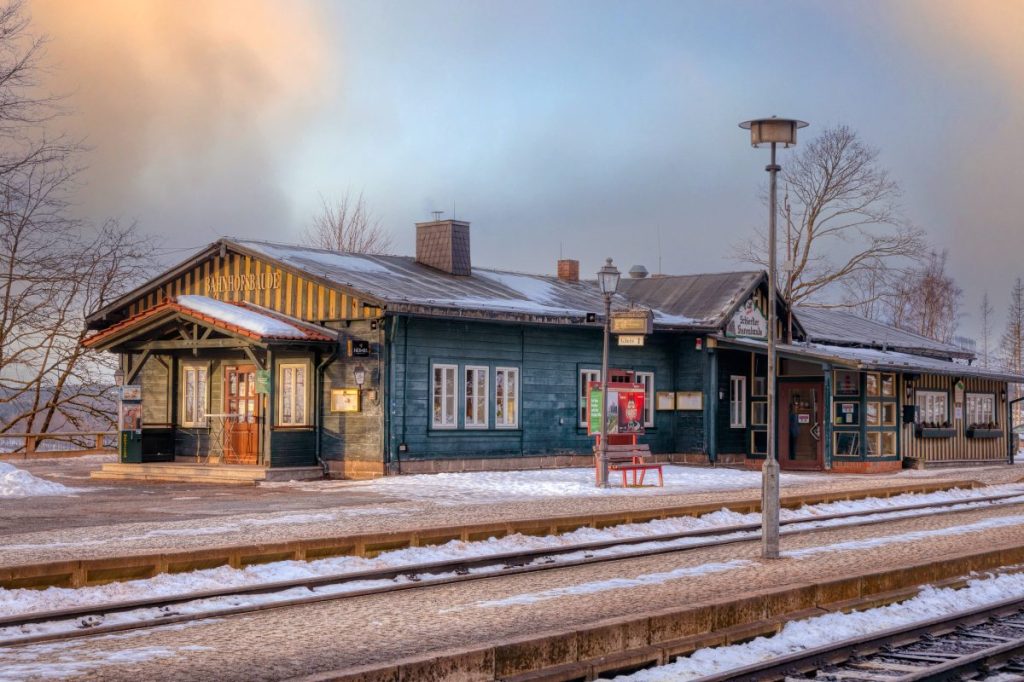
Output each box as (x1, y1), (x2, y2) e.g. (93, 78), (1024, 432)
(2, 489), (1023, 649)
(691, 594), (1024, 681)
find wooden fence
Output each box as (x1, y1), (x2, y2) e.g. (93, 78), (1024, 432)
(0, 432), (117, 460)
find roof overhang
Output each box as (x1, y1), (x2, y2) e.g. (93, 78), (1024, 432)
(716, 335), (1024, 384)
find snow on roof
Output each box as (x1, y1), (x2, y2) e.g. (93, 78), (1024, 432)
(176, 296), (317, 339)
(618, 271), (763, 327)
(229, 239), (703, 326)
(722, 336), (1024, 383)
(795, 306), (970, 359)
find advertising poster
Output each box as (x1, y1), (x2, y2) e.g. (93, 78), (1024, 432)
(119, 401), (141, 433)
(588, 383), (646, 435)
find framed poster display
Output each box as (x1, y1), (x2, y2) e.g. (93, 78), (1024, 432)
(833, 370), (859, 397)
(675, 391), (703, 411)
(655, 391), (676, 411)
(330, 388), (361, 413)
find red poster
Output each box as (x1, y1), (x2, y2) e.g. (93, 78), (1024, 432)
(617, 390), (645, 433)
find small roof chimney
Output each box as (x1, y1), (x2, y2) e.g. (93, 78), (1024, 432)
(415, 218), (471, 276)
(628, 264), (649, 279)
(557, 259), (579, 283)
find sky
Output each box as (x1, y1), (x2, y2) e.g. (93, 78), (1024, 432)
(27, 0), (1024, 344)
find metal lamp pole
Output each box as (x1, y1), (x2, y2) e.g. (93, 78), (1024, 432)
(739, 116), (807, 559)
(596, 258), (621, 488)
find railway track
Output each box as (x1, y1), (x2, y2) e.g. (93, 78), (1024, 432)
(3, 490), (1024, 650)
(692, 594), (1024, 681)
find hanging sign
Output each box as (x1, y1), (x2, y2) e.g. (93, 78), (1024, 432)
(349, 339), (371, 357)
(255, 370), (271, 394)
(610, 308), (653, 335)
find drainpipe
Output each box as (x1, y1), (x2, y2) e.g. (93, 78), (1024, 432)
(315, 348), (338, 477)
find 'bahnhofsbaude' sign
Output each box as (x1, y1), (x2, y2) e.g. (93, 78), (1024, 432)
(206, 272), (282, 294)
(725, 296), (768, 339)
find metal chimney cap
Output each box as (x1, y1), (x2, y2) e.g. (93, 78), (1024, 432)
(628, 265), (649, 279)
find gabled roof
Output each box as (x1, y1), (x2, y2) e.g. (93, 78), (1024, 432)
(83, 296), (334, 349)
(618, 271), (765, 329)
(795, 306), (972, 360)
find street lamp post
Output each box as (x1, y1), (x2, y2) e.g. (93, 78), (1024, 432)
(596, 258), (621, 488)
(739, 116), (808, 559)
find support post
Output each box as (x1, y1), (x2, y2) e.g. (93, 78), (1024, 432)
(597, 293), (612, 488)
(763, 141), (781, 559)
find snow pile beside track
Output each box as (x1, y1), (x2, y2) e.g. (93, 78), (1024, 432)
(0, 462), (80, 498)
(617, 571), (1024, 681)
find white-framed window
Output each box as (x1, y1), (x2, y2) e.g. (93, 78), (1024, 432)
(730, 375), (746, 428)
(278, 363), (308, 426)
(966, 393), (996, 427)
(916, 390), (948, 424)
(634, 371), (655, 428)
(464, 365), (488, 428)
(432, 364), (457, 429)
(181, 364), (208, 427)
(495, 367), (519, 428)
(579, 369), (601, 427)
(751, 401), (768, 426)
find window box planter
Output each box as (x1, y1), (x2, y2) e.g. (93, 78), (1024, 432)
(916, 427), (956, 438)
(966, 428), (1002, 439)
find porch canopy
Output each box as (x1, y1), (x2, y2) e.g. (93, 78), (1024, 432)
(83, 295), (335, 381)
(717, 336), (1024, 384)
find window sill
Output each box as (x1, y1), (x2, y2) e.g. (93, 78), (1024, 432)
(273, 425), (314, 431)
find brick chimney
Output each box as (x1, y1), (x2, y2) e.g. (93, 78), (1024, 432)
(557, 259), (579, 283)
(415, 219), (471, 276)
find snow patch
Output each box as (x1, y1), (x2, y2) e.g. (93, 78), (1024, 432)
(615, 571), (1024, 681)
(0, 462), (80, 498)
(176, 295), (308, 337)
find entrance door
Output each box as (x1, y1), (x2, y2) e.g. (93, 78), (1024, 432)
(224, 365), (259, 465)
(779, 381), (823, 470)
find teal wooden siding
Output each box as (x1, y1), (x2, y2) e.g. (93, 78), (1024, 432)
(387, 316), (702, 461)
(270, 429), (317, 467)
(716, 349), (749, 455)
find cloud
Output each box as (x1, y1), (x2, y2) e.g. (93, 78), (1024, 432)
(29, 0), (332, 245)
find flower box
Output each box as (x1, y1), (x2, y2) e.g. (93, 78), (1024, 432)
(966, 428), (1002, 439)
(916, 427), (956, 438)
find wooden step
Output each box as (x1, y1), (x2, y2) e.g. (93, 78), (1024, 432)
(90, 462), (323, 485)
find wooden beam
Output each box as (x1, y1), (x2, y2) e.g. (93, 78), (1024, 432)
(127, 339), (267, 351)
(125, 349), (152, 385)
(242, 346), (265, 370)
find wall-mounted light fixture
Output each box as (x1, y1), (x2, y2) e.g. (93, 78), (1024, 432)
(353, 365), (366, 389)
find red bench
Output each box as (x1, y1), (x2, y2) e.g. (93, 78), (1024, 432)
(594, 443), (664, 487)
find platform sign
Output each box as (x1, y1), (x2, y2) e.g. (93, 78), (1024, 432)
(617, 335), (645, 347)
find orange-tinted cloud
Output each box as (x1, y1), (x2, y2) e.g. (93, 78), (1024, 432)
(29, 0), (332, 240)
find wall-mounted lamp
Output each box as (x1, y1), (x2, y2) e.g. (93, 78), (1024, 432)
(113, 368), (125, 387)
(1002, 389), (1008, 402)
(353, 365), (366, 389)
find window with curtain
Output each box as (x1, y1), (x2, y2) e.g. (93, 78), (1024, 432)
(730, 375), (746, 428)
(278, 363), (307, 426)
(916, 390), (948, 425)
(464, 366), (488, 428)
(432, 364), (457, 428)
(634, 371), (655, 427)
(579, 369), (601, 427)
(181, 365), (208, 427)
(495, 367), (519, 428)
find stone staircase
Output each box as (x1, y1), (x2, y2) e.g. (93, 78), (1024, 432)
(91, 461), (324, 485)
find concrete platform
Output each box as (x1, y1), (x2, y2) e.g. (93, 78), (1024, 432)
(90, 461), (324, 485)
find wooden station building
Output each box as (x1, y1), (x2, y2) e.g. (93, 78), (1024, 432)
(83, 219), (1022, 480)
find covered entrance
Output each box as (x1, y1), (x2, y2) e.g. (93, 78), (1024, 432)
(779, 380), (823, 470)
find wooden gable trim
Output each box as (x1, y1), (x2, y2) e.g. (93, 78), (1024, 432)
(89, 240), (389, 331)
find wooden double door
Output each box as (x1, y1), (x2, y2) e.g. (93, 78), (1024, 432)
(778, 381), (823, 470)
(223, 365), (260, 465)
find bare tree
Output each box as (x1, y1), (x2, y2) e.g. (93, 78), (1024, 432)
(0, 1), (153, 441)
(1002, 278), (1024, 375)
(885, 250), (962, 343)
(734, 125), (926, 314)
(980, 291), (995, 369)
(302, 191), (392, 254)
